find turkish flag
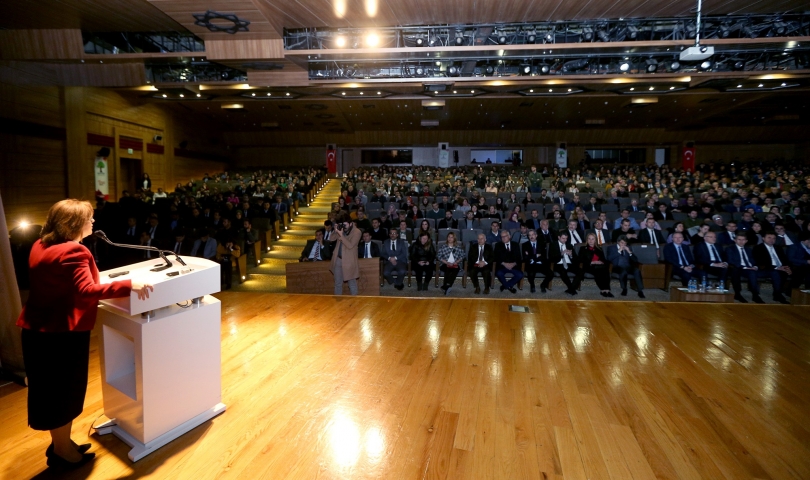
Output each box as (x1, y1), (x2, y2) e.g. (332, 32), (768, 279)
(682, 147), (695, 173)
(326, 147), (336, 174)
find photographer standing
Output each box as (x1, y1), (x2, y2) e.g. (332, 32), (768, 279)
(216, 236), (241, 290)
(330, 212), (361, 295)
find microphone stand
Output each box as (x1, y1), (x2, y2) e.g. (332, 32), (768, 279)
(95, 230), (185, 272)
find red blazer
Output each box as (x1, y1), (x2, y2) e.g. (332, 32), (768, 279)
(17, 240), (132, 332)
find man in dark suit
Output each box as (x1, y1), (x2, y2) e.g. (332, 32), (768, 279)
(521, 230), (550, 293)
(726, 235), (764, 303)
(493, 230), (523, 293)
(606, 236), (645, 298)
(169, 228), (193, 256)
(381, 228), (409, 290)
(653, 204), (672, 221)
(637, 218), (666, 250)
(662, 231), (704, 286)
(584, 197), (601, 212)
(300, 228), (332, 262)
(438, 210), (458, 230)
(120, 216), (140, 245)
(585, 219), (610, 247)
(693, 231), (729, 284)
(467, 233), (494, 294)
(787, 234), (810, 290)
(537, 219), (557, 246)
(773, 225), (798, 247)
(459, 211), (480, 230)
(368, 218), (388, 242)
(525, 209), (542, 231)
(358, 230), (381, 259)
(547, 231), (578, 295)
(753, 232), (792, 303)
(716, 222), (738, 247)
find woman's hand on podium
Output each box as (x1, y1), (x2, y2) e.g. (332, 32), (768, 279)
(133, 283), (154, 300)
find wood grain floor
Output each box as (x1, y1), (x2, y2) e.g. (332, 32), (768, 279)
(1, 294), (809, 479)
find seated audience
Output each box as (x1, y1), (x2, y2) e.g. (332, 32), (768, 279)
(410, 232), (437, 291)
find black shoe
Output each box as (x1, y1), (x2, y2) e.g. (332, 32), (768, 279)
(566, 289), (576, 296)
(734, 294), (748, 303)
(509, 287), (517, 294)
(46, 451), (95, 470)
(500, 286), (505, 292)
(606, 292), (615, 298)
(46, 443), (91, 457)
(445, 286), (452, 295)
(752, 295), (765, 304)
(441, 285), (448, 294)
(530, 286), (536, 293)
(600, 292), (607, 297)
(474, 287), (481, 294)
(540, 286), (547, 293)
(774, 295), (789, 304)
(484, 287), (490, 294)
(395, 284), (404, 291)
(416, 281), (422, 291)
(637, 291), (645, 299)
(621, 289), (628, 296)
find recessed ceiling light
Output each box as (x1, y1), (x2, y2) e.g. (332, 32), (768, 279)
(360, 92), (364, 95)
(162, 94), (167, 98)
(737, 84), (743, 88)
(197, 93), (201, 97)
(377, 91), (381, 94)
(758, 84), (764, 87)
(341, 92), (345, 95)
(567, 88), (572, 92)
(629, 87), (635, 91)
(453, 90), (457, 93)
(529, 89), (533, 93)
(781, 82), (787, 86)
(649, 87), (655, 91)
(669, 86), (675, 90)
(470, 90), (474, 93)
(548, 89), (552, 92)
(285, 92), (290, 96)
(267, 93), (271, 96)
(251, 93), (255, 96)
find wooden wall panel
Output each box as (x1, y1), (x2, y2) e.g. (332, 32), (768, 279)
(0, 29), (83, 60)
(205, 39), (284, 60)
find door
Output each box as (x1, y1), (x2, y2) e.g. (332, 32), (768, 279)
(119, 158), (143, 194)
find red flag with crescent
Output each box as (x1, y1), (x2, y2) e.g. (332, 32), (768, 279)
(326, 147), (336, 174)
(682, 147), (695, 173)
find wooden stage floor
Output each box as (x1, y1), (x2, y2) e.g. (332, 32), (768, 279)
(1, 293), (809, 479)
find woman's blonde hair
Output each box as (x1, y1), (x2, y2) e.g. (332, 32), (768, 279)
(41, 199), (93, 245)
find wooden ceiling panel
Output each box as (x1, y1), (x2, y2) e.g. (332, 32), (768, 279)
(0, 0), (183, 32)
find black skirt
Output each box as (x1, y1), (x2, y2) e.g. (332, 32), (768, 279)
(21, 328), (91, 431)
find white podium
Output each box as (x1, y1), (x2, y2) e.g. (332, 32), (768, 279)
(95, 257), (226, 461)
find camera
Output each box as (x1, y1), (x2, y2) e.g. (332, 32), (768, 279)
(335, 223), (343, 231)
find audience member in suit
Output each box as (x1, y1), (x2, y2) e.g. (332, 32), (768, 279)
(585, 219), (610, 247)
(653, 204), (673, 221)
(565, 220), (585, 245)
(607, 236), (645, 298)
(169, 229), (193, 256)
(215, 237), (241, 290)
(486, 222), (502, 244)
(381, 228), (409, 290)
(410, 232), (437, 291)
(547, 232), (579, 295)
(537, 219), (558, 246)
(119, 216), (140, 244)
(467, 233), (494, 294)
(438, 210), (458, 230)
(787, 234), (810, 289)
(368, 218), (388, 242)
(459, 211), (481, 230)
(663, 231), (704, 286)
(716, 222), (738, 247)
(358, 231), (381, 259)
(726, 235), (764, 303)
(144, 214), (170, 250)
(693, 231), (729, 284)
(637, 218), (666, 250)
(577, 233), (613, 296)
(521, 230), (550, 293)
(574, 212), (590, 235)
(494, 230), (523, 293)
(300, 228), (332, 262)
(753, 232), (792, 304)
(190, 229), (218, 260)
(773, 225), (798, 246)
(611, 219), (639, 244)
(584, 197), (601, 212)
(525, 209), (542, 231)
(322, 220), (339, 243)
(437, 232), (465, 295)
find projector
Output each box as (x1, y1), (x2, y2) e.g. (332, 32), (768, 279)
(679, 45), (714, 61)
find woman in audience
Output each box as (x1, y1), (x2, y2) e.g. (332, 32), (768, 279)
(576, 233), (612, 297)
(745, 221), (765, 245)
(494, 197), (507, 213)
(485, 182), (498, 194)
(410, 232), (437, 291)
(505, 192), (520, 211)
(437, 232), (465, 295)
(476, 196), (488, 211)
(408, 204), (424, 222)
(666, 222), (690, 245)
(690, 224), (711, 245)
(419, 196), (431, 213)
(522, 191), (535, 209)
(455, 198), (471, 214)
(504, 212), (522, 230)
(417, 220), (435, 241)
(386, 203), (398, 220)
(510, 204), (524, 222)
(142, 173), (152, 191)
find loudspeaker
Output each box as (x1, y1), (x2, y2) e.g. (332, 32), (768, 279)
(153, 134), (163, 142)
(686, 142), (695, 148)
(97, 147), (110, 157)
(453, 150), (459, 162)
(327, 144), (335, 150)
(179, 140), (189, 149)
(559, 142), (566, 150)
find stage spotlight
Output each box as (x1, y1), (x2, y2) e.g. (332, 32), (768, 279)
(619, 61), (631, 72)
(415, 36), (424, 47)
(645, 59), (658, 73)
(773, 21), (787, 36)
(596, 28), (610, 42)
(485, 65), (495, 75)
(544, 32), (554, 43)
(497, 31), (508, 44)
(627, 25), (639, 40)
(447, 65), (460, 76)
(669, 60), (680, 71)
(366, 33), (379, 47)
(720, 23), (730, 38)
(454, 30), (465, 45)
(686, 22), (697, 38)
(733, 60), (745, 70)
(699, 60), (712, 70)
(562, 58), (589, 72)
(582, 27), (594, 41)
(526, 28), (536, 43)
(539, 65), (550, 74)
(742, 26), (756, 38)
(335, 36), (347, 48)
(520, 64), (532, 75)
(415, 66), (425, 76)
(428, 35), (437, 46)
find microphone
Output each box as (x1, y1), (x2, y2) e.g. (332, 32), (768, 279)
(95, 230), (178, 272)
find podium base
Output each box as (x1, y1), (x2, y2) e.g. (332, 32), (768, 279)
(95, 402), (226, 462)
